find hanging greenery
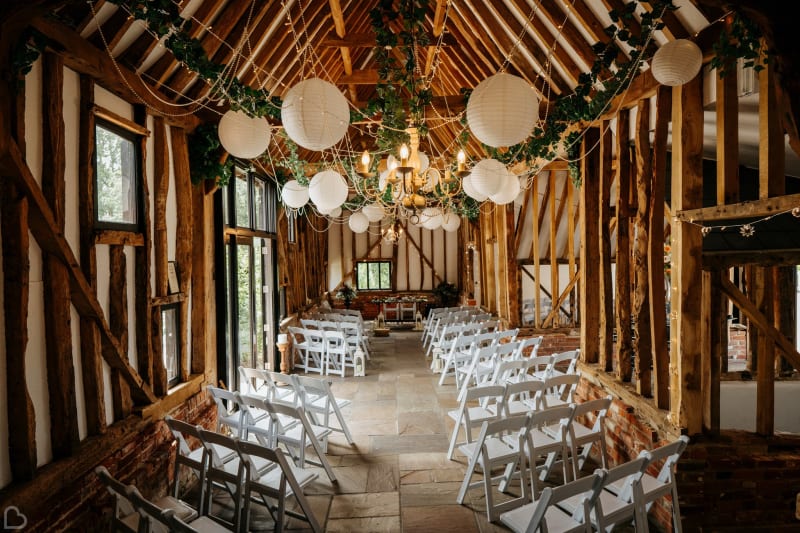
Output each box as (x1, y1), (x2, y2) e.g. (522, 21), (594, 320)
(187, 123), (233, 186)
(11, 28), (48, 83)
(710, 11), (769, 77)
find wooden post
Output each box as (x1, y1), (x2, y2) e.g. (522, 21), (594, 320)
(616, 111), (633, 381)
(633, 99), (653, 397)
(151, 117), (169, 395)
(670, 74), (704, 435)
(171, 127), (194, 382)
(531, 175), (541, 327)
(702, 269), (723, 434)
(504, 205), (520, 327)
(579, 127), (601, 364)
(649, 86), (671, 409)
(598, 122), (614, 371)
(42, 51), (79, 456)
(776, 267), (796, 375)
(108, 245), (132, 419)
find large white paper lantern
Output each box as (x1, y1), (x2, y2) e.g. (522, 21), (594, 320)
(348, 211), (369, 233)
(490, 169), (521, 205)
(362, 202), (385, 222)
(466, 73), (539, 147)
(280, 179), (309, 209)
(462, 173), (488, 201)
(308, 170), (348, 212)
(324, 206), (342, 218)
(651, 39), (703, 87)
(441, 210), (462, 232)
(281, 78), (350, 151)
(218, 109), (271, 159)
(470, 158), (508, 198)
(421, 207), (443, 230)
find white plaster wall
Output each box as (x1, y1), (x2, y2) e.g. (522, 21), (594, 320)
(721, 382), (800, 434)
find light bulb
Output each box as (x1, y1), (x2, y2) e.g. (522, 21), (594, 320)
(399, 144), (409, 165)
(457, 149), (466, 172)
(361, 150), (370, 168)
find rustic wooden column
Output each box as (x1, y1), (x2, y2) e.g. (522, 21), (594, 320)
(531, 175), (542, 327)
(633, 99), (653, 396)
(108, 245), (132, 418)
(78, 75), (106, 433)
(133, 105), (153, 388)
(598, 122), (614, 371)
(171, 127), (194, 382)
(151, 117), (169, 395)
(716, 48), (740, 378)
(504, 204), (520, 327)
(670, 74), (704, 435)
(615, 112), (633, 381)
(495, 204), (511, 323)
(649, 85), (671, 409)
(702, 269), (723, 433)
(776, 267), (796, 375)
(41, 51), (79, 455)
(755, 54), (784, 435)
(579, 127), (600, 364)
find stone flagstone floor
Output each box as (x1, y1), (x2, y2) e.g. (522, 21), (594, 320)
(204, 328), (626, 532)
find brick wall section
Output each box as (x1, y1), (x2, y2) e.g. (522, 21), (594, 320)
(728, 327), (747, 360)
(575, 376), (800, 532)
(22, 389), (216, 532)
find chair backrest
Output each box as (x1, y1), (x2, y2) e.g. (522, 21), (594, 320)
(515, 336), (543, 358)
(461, 384), (506, 418)
(208, 385), (240, 416)
(237, 393), (277, 446)
(493, 327), (519, 344)
(572, 396), (612, 432)
(530, 404), (576, 436)
(238, 366), (270, 396)
(501, 379), (545, 414)
(646, 435), (690, 484)
(527, 470), (606, 532)
(598, 455), (649, 506)
(542, 373), (580, 406)
(128, 486), (174, 533)
(164, 415), (201, 458)
(95, 465), (138, 524)
(551, 349), (581, 374)
(490, 358), (529, 385)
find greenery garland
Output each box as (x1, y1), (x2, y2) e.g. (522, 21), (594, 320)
(16, 0), (767, 199)
(187, 123), (233, 185)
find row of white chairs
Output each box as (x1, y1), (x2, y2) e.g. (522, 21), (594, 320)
(422, 307), (488, 351)
(498, 435), (690, 533)
(435, 326), (520, 385)
(159, 417), (323, 532)
(288, 323), (367, 377)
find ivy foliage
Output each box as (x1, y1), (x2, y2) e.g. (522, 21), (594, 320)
(11, 28), (48, 82)
(710, 11), (769, 77)
(187, 123), (232, 186)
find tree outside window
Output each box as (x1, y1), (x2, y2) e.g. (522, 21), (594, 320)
(94, 120), (139, 230)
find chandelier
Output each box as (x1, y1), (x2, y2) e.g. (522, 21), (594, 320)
(354, 126), (468, 228)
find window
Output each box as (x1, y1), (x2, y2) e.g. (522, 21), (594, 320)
(356, 261), (392, 290)
(94, 119), (140, 230)
(161, 304), (180, 387)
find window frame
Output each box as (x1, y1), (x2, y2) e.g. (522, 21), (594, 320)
(355, 260), (393, 291)
(160, 303), (181, 388)
(92, 118), (143, 232)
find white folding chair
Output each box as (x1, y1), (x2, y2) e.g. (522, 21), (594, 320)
(548, 349), (581, 379)
(557, 455), (650, 533)
(195, 428), (247, 532)
(457, 341), (520, 401)
(237, 440), (322, 533)
(257, 397), (337, 483)
(446, 384), (505, 460)
(515, 335), (543, 359)
(568, 396), (612, 473)
(95, 466), (144, 533)
(323, 329), (352, 377)
(455, 414), (532, 522)
(292, 374), (354, 445)
(527, 405), (577, 492)
(302, 328), (327, 375)
(493, 379), (546, 417)
(500, 469), (605, 533)
(605, 436), (690, 533)
(128, 484), (232, 533)
(541, 373), (581, 408)
(287, 326), (311, 371)
(436, 331), (476, 385)
(524, 354), (554, 381)
(208, 385), (244, 437)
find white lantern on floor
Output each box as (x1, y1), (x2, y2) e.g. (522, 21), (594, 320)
(281, 78), (350, 151)
(348, 211), (370, 233)
(466, 73), (539, 147)
(470, 158), (507, 198)
(651, 39), (703, 87)
(217, 110), (271, 159)
(441, 210), (461, 232)
(280, 180), (309, 209)
(309, 170), (348, 212)
(490, 169), (521, 205)
(362, 202), (385, 222)
(462, 173), (488, 201)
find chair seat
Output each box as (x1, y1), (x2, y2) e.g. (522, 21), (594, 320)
(530, 428), (563, 451)
(153, 495), (198, 521)
(448, 405), (495, 425)
(500, 499), (586, 533)
(188, 444), (235, 464)
(186, 515), (235, 533)
(458, 436), (521, 465)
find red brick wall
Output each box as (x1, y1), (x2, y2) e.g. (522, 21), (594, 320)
(22, 389), (216, 532)
(728, 326), (747, 360)
(516, 332), (581, 357)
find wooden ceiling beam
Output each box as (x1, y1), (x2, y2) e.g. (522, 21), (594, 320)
(321, 32), (456, 47)
(328, 0), (358, 102)
(30, 16), (199, 130)
(86, 4), (134, 53)
(537, 0), (605, 74)
(640, 1), (690, 40)
(565, 0), (629, 64)
(143, 0), (227, 86)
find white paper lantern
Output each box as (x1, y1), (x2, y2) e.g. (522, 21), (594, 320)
(490, 169), (521, 205)
(217, 110), (271, 159)
(441, 210), (462, 232)
(651, 39), (703, 87)
(466, 73), (539, 147)
(308, 170), (348, 212)
(462, 173), (488, 201)
(280, 179), (309, 209)
(348, 211), (370, 233)
(281, 78), (350, 151)
(325, 206), (342, 218)
(378, 169), (390, 192)
(417, 152), (430, 173)
(470, 158), (508, 198)
(421, 207), (443, 230)
(362, 202), (385, 222)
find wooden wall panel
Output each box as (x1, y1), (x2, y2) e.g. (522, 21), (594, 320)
(579, 127), (600, 364)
